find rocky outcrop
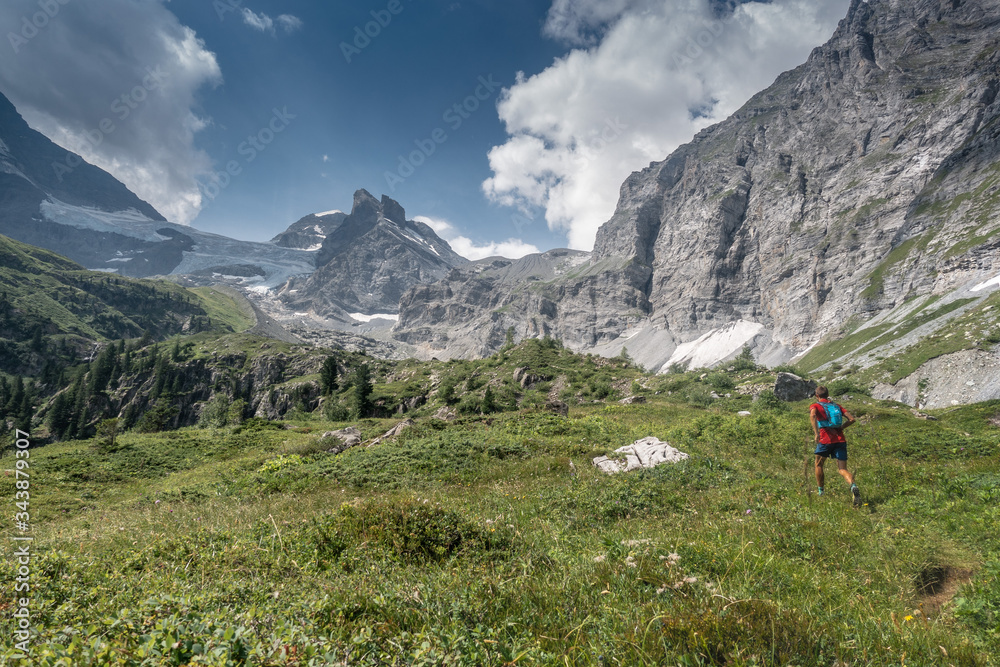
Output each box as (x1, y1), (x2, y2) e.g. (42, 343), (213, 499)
(279, 190), (466, 320)
(593, 437), (689, 474)
(393, 0), (1000, 379)
(872, 347), (1000, 409)
(322, 427), (363, 454)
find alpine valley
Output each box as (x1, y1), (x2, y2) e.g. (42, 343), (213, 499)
(3, 1), (1000, 664)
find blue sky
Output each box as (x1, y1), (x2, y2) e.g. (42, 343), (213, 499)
(0, 0), (851, 258)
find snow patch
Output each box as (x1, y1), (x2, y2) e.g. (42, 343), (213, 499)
(305, 243), (324, 252)
(349, 313), (399, 323)
(315, 209), (343, 217)
(664, 321), (765, 371)
(971, 274), (1000, 293)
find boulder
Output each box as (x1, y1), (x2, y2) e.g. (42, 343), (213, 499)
(370, 419), (415, 446)
(514, 367), (545, 389)
(774, 373), (817, 402)
(322, 427), (362, 455)
(432, 407), (457, 421)
(593, 437), (689, 474)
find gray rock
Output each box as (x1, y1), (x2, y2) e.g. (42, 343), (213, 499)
(774, 373), (818, 402)
(370, 419), (416, 446)
(323, 427), (362, 455)
(432, 407), (457, 421)
(514, 367), (546, 389)
(593, 437), (689, 474)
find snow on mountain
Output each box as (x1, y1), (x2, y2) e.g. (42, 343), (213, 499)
(41, 197), (316, 288)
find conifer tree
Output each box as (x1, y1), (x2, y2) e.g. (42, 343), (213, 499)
(320, 356), (339, 396)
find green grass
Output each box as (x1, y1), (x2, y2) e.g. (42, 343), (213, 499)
(2, 391), (998, 665)
(189, 287), (256, 334)
(797, 320), (895, 373)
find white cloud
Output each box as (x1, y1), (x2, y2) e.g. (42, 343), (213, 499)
(0, 0), (222, 224)
(414, 216), (540, 261)
(242, 8), (303, 34)
(241, 8), (274, 32)
(277, 15), (304, 33)
(484, 0), (851, 250)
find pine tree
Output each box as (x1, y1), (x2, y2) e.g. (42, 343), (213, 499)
(47, 392), (72, 439)
(320, 356), (339, 396)
(351, 364), (374, 419)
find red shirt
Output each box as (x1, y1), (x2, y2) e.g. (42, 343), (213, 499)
(810, 399), (846, 445)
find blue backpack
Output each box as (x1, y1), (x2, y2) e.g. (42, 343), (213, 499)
(816, 402), (844, 429)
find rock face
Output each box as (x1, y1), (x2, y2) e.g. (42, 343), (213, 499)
(270, 211), (347, 250)
(279, 190), (466, 321)
(394, 0), (1000, 375)
(873, 347), (1000, 409)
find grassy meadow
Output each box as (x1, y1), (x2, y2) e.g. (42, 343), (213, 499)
(1, 359), (999, 665)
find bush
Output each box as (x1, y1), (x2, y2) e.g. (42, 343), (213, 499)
(755, 390), (787, 412)
(706, 372), (736, 391)
(323, 399), (350, 422)
(305, 499), (514, 566)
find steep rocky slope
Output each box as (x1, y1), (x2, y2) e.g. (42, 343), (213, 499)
(394, 0), (1000, 381)
(278, 190), (466, 322)
(270, 210), (347, 250)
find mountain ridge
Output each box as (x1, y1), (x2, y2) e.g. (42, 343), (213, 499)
(391, 0), (1000, 407)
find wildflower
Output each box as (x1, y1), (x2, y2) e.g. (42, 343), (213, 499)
(594, 555), (606, 563)
(746, 510), (753, 515)
(625, 556), (637, 568)
(904, 615), (914, 622)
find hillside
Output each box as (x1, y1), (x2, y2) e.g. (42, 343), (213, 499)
(1, 346), (997, 665)
(0, 234), (234, 376)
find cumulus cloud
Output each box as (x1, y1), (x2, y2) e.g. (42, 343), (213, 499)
(0, 0), (222, 224)
(242, 8), (303, 35)
(415, 216), (540, 261)
(484, 0), (851, 250)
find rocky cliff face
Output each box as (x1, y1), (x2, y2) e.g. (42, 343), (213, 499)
(270, 210), (347, 250)
(394, 0), (1000, 372)
(279, 189), (466, 321)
